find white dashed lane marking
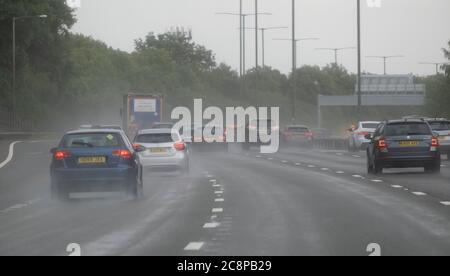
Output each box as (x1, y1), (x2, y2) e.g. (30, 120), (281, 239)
(412, 192), (427, 196)
(203, 222), (220, 229)
(371, 180), (383, 183)
(335, 171), (345, 174)
(214, 191), (224, 194)
(184, 242), (204, 251)
(215, 198), (224, 202)
(391, 185), (403, 189)
(212, 208), (223, 213)
(440, 202), (450, 206)
(0, 198), (42, 215)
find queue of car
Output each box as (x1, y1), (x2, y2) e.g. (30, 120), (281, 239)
(50, 117), (448, 200)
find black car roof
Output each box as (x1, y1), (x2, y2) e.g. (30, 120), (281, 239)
(386, 119), (428, 124)
(66, 129), (124, 135)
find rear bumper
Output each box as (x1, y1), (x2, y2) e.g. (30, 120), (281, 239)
(140, 153), (187, 169)
(376, 154), (440, 168)
(52, 167), (137, 183)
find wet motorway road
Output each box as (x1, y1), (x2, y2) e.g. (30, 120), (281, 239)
(1, 140), (450, 256)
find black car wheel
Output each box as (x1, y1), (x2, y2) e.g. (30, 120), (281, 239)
(51, 179), (69, 201)
(425, 160), (441, 174)
(373, 159), (383, 175)
(367, 156), (374, 174)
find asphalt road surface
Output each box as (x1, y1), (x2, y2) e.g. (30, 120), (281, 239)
(1, 140), (450, 256)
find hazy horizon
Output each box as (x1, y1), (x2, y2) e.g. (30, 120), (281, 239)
(71, 0), (450, 76)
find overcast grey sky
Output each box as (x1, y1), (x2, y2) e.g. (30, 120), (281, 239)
(71, 0), (450, 76)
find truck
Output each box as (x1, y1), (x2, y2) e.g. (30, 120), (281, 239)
(121, 94), (164, 137)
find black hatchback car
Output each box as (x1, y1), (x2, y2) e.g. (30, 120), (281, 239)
(50, 129), (145, 200)
(366, 119), (441, 174)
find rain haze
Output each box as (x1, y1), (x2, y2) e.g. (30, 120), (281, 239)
(2, 0), (450, 259)
(72, 0), (450, 75)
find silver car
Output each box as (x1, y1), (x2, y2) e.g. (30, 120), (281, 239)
(134, 129), (189, 173)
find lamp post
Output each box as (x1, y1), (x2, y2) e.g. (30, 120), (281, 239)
(216, 12), (271, 76)
(366, 55), (404, 75)
(11, 14), (47, 129)
(419, 62), (450, 75)
(273, 37), (320, 67)
(316, 47), (356, 65)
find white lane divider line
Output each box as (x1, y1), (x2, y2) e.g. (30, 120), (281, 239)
(203, 222), (220, 229)
(0, 141), (22, 169)
(214, 191), (224, 195)
(440, 202), (450, 206)
(281, 160), (288, 164)
(352, 155), (361, 158)
(295, 163), (302, 166)
(391, 185), (403, 189)
(267, 157), (273, 160)
(371, 180), (383, 183)
(335, 171), (345, 174)
(212, 208), (223, 213)
(336, 153), (344, 156)
(307, 165), (316, 168)
(0, 198), (42, 215)
(321, 168), (330, 171)
(352, 175), (364, 179)
(211, 215), (218, 220)
(412, 192), (427, 196)
(215, 198), (224, 202)
(184, 242), (204, 251)
(441, 165), (447, 168)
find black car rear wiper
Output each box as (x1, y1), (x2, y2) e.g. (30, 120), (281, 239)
(72, 141), (95, 148)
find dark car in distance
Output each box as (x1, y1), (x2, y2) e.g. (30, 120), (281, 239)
(366, 119), (441, 174)
(50, 129), (145, 200)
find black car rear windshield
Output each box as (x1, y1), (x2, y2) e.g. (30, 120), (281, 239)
(429, 121), (450, 131)
(136, 133), (179, 143)
(385, 123), (432, 136)
(362, 123), (379, 129)
(62, 133), (123, 148)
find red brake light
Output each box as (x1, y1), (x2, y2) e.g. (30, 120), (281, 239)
(378, 139), (387, 149)
(174, 142), (186, 151)
(54, 151), (71, 160)
(113, 149), (132, 159)
(432, 137), (439, 147)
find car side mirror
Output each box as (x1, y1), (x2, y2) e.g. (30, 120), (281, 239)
(133, 144), (146, 153)
(365, 134), (373, 140)
(50, 148), (57, 154)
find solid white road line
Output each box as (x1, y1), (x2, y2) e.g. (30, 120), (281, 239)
(184, 242), (205, 251)
(0, 141), (22, 169)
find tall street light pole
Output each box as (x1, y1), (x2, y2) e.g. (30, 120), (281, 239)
(357, 0), (362, 121)
(216, 12), (270, 76)
(292, 0), (296, 122)
(419, 62), (449, 75)
(255, 0), (258, 71)
(11, 14), (47, 129)
(316, 47), (356, 65)
(366, 55), (404, 75)
(244, 26), (288, 68)
(260, 27), (288, 68)
(274, 37), (320, 67)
